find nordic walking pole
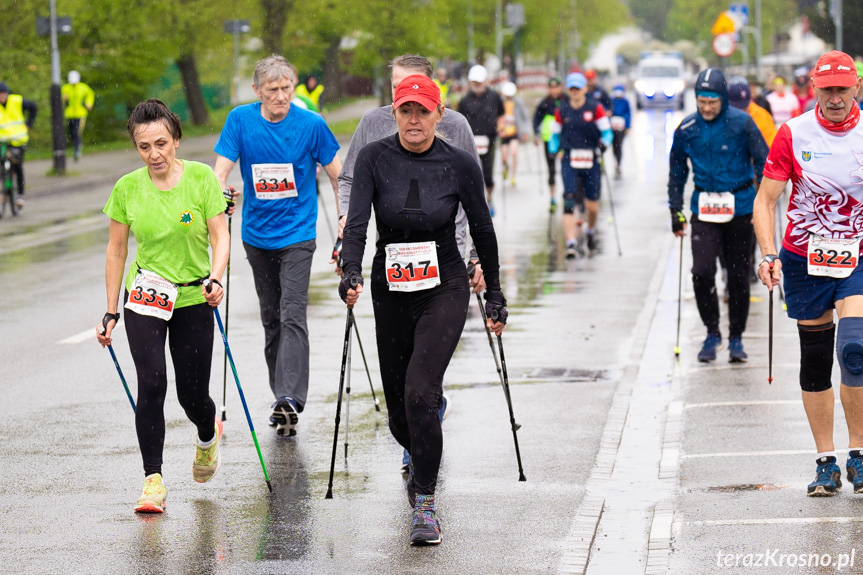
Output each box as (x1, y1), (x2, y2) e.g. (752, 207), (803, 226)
(600, 157), (623, 256)
(221, 187), (236, 422)
(491, 322), (526, 482)
(107, 345), (137, 412)
(212, 304), (273, 492)
(344, 309), (353, 461)
(326, 293), (356, 499)
(468, 264), (505, 388)
(333, 237), (380, 410)
(768, 264), (775, 385)
(99, 319), (136, 412)
(675, 235), (684, 358)
(316, 178), (337, 248)
(354, 320), (380, 411)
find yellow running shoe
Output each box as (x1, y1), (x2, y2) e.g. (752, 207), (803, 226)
(193, 417), (223, 483)
(134, 473), (167, 513)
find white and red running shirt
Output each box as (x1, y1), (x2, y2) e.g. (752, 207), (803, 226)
(764, 110), (863, 258)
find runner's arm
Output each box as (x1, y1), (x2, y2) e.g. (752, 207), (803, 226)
(22, 99), (37, 128)
(753, 176), (786, 289)
(322, 155), (343, 219)
(213, 155), (239, 215)
(99, 219), (130, 344)
(203, 213), (230, 307)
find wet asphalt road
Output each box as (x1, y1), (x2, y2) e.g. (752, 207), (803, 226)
(2, 98), (847, 575)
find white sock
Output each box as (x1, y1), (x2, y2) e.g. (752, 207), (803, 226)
(197, 434), (216, 449)
(816, 450), (837, 462)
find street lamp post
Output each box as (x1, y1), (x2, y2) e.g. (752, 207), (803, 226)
(223, 20), (250, 106)
(36, 2), (71, 175)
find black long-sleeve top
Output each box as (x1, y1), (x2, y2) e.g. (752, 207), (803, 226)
(341, 134), (500, 292)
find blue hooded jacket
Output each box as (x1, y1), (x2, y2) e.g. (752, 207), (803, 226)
(667, 68), (769, 216)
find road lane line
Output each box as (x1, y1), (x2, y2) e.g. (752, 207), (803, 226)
(58, 328), (98, 345)
(686, 400), (804, 408)
(682, 450), (812, 459)
(679, 516), (863, 527)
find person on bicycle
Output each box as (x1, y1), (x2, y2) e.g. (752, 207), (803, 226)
(0, 82), (37, 209)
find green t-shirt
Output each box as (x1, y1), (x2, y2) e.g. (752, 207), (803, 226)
(104, 160), (227, 309)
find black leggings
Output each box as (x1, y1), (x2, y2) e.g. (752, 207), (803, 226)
(612, 130), (625, 165)
(371, 275), (470, 495)
(124, 294), (217, 477)
(479, 142), (496, 189)
(690, 215), (753, 338)
(545, 148), (557, 186)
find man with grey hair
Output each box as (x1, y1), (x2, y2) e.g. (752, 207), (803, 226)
(214, 54), (342, 437)
(337, 53), (487, 472)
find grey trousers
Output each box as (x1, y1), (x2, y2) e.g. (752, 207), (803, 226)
(243, 239), (315, 411)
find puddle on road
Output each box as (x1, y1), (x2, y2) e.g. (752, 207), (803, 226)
(704, 483), (788, 493)
(0, 227), (107, 273)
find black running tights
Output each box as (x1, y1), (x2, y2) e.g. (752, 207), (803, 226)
(124, 295), (217, 477)
(371, 276), (470, 495)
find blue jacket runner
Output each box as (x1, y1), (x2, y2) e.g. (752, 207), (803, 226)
(667, 68), (769, 217)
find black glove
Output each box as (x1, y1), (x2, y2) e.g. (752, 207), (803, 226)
(670, 208), (687, 233)
(338, 274), (363, 302)
(98, 312), (120, 336)
(223, 186), (236, 212)
(598, 142), (608, 155)
(332, 238), (342, 267)
(484, 290), (508, 325)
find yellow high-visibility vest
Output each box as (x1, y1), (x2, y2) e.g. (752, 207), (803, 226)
(295, 83), (324, 109)
(61, 82), (95, 120)
(0, 94), (29, 146)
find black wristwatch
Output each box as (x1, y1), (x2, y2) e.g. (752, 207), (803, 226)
(759, 254), (779, 267)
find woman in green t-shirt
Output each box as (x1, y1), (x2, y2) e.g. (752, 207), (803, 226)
(95, 99), (230, 514)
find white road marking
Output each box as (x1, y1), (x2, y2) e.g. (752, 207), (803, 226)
(682, 450), (813, 459)
(680, 516), (863, 527)
(58, 328), (98, 344)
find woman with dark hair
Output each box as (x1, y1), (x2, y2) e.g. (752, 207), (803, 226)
(339, 75), (507, 546)
(96, 98), (230, 514)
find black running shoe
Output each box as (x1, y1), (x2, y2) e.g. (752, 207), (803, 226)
(271, 397), (299, 436)
(409, 494), (441, 546)
(586, 233), (597, 252)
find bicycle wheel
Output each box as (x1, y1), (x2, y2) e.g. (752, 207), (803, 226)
(7, 187), (17, 216)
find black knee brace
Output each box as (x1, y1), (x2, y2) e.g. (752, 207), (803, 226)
(798, 322), (835, 392)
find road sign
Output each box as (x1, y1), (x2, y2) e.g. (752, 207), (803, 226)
(36, 16), (71, 36)
(712, 33), (737, 58)
(505, 4), (525, 29)
(711, 12), (736, 35)
(728, 4), (749, 27)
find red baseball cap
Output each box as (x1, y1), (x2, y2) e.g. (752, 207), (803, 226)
(812, 50), (858, 88)
(393, 75), (441, 111)
(585, 69), (597, 80)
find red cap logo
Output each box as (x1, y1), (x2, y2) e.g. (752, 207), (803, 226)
(393, 75), (442, 111)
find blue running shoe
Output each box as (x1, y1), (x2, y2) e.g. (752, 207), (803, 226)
(697, 333), (722, 363)
(847, 456), (863, 494)
(808, 456), (842, 496)
(409, 494), (442, 546)
(401, 449), (411, 474)
(438, 394), (451, 422)
(728, 337), (748, 363)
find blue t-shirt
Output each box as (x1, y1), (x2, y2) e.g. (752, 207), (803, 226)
(214, 102), (339, 250)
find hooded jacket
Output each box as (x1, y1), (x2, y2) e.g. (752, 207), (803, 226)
(667, 68), (769, 216)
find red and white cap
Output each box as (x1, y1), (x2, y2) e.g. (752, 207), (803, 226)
(812, 50), (858, 89)
(393, 75), (442, 111)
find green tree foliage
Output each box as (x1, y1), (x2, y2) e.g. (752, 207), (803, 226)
(803, 0), (863, 58)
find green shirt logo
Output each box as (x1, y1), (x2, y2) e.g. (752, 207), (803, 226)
(179, 211), (194, 225)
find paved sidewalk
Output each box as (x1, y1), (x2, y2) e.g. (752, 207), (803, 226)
(24, 96), (378, 200)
